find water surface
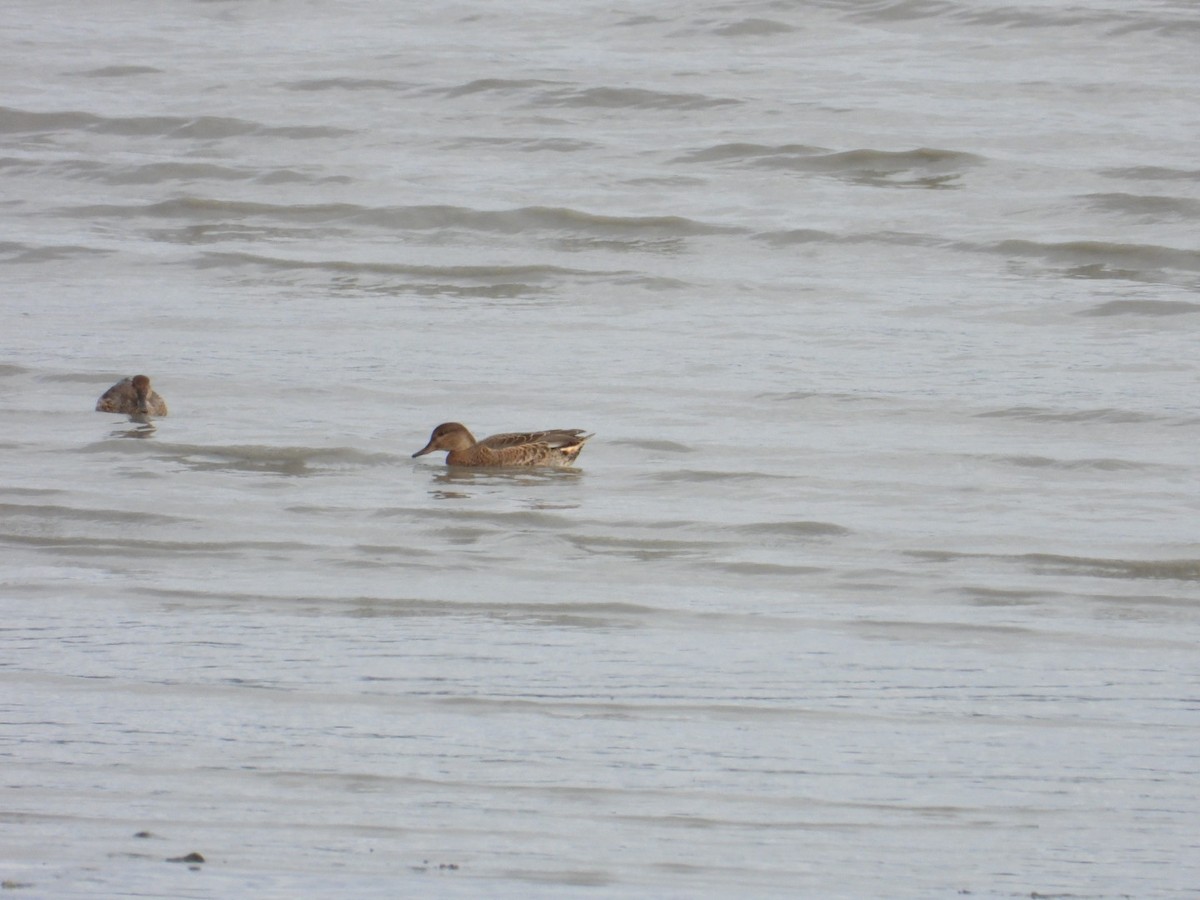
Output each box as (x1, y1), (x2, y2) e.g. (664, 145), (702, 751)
(2, 1), (1198, 897)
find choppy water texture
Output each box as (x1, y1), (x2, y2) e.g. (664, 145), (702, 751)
(2, 1), (1198, 897)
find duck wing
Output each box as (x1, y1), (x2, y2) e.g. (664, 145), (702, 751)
(95, 377), (137, 412)
(146, 392), (169, 416)
(479, 429), (590, 450)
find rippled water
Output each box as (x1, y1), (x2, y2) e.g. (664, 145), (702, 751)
(2, 1), (1198, 897)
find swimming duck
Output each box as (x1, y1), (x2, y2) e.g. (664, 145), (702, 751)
(412, 422), (591, 467)
(95, 375), (168, 416)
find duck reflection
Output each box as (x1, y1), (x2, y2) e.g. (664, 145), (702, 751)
(110, 416), (158, 439)
(427, 465), (583, 499)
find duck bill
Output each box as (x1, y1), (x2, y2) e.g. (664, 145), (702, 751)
(412, 443), (435, 458)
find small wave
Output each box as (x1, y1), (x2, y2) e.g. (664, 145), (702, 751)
(0, 241), (110, 264)
(199, 250), (603, 284)
(853, 618), (1038, 648)
(1078, 299), (1200, 317)
(445, 135), (595, 154)
(83, 441), (401, 476)
(734, 521), (852, 538)
(829, 0), (1197, 36)
(64, 198), (734, 238)
(389, 507), (575, 530)
(369, 598), (658, 629)
(677, 142), (825, 163)
(74, 65), (162, 78)
(679, 143), (980, 188)
(520, 138), (594, 153)
(110, 116), (350, 141)
(973, 7), (1200, 36)
(0, 105), (350, 140)
(607, 439), (693, 453)
(351, 543), (437, 559)
(133, 588), (803, 631)
(985, 454), (1150, 471)
(197, 250), (677, 297)
(755, 228), (841, 246)
(819, 1), (957, 24)
(647, 469), (796, 483)
(147, 584), (663, 624)
(993, 238), (1200, 275)
(756, 390), (890, 404)
(712, 18), (797, 36)
(614, 274), (692, 291)
(0, 502), (186, 526)
(0, 364), (30, 377)
(975, 406), (1162, 424)
(62, 197), (360, 221)
(264, 170), (346, 185)
(601, 519), (696, 531)
(909, 550), (1200, 582)
(466, 205), (737, 237)
(284, 77), (412, 92)
(490, 206), (736, 237)
(763, 147), (980, 185)
(701, 561), (827, 576)
(1083, 192), (1200, 220)
(441, 78), (563, 98)
(564, 535), (721, 560)
(0, 107), (100, 133)
(959, 587), (1046, 607)
(1100, 165), (1200, 182)
(536, 86), (739, 111)
(1025, 554), (1200, 582)
(60, 160), (266, 186)
(2, 533), (312, 557)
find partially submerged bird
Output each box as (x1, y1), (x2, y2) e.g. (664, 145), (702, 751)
(95, 375), (168, 417)
(412, 422), (591, 467)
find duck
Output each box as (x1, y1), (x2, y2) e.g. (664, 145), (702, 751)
(95, 375), (168, 417)
(412, 422), (591, 467)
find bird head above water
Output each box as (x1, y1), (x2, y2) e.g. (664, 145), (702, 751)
(412, 422), (475, 457)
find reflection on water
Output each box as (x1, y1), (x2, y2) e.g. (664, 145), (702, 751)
(110, 417), (157, 439)
(427, 465), (584, 497)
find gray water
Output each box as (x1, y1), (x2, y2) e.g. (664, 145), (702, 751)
(2, 1), (1199, 897)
